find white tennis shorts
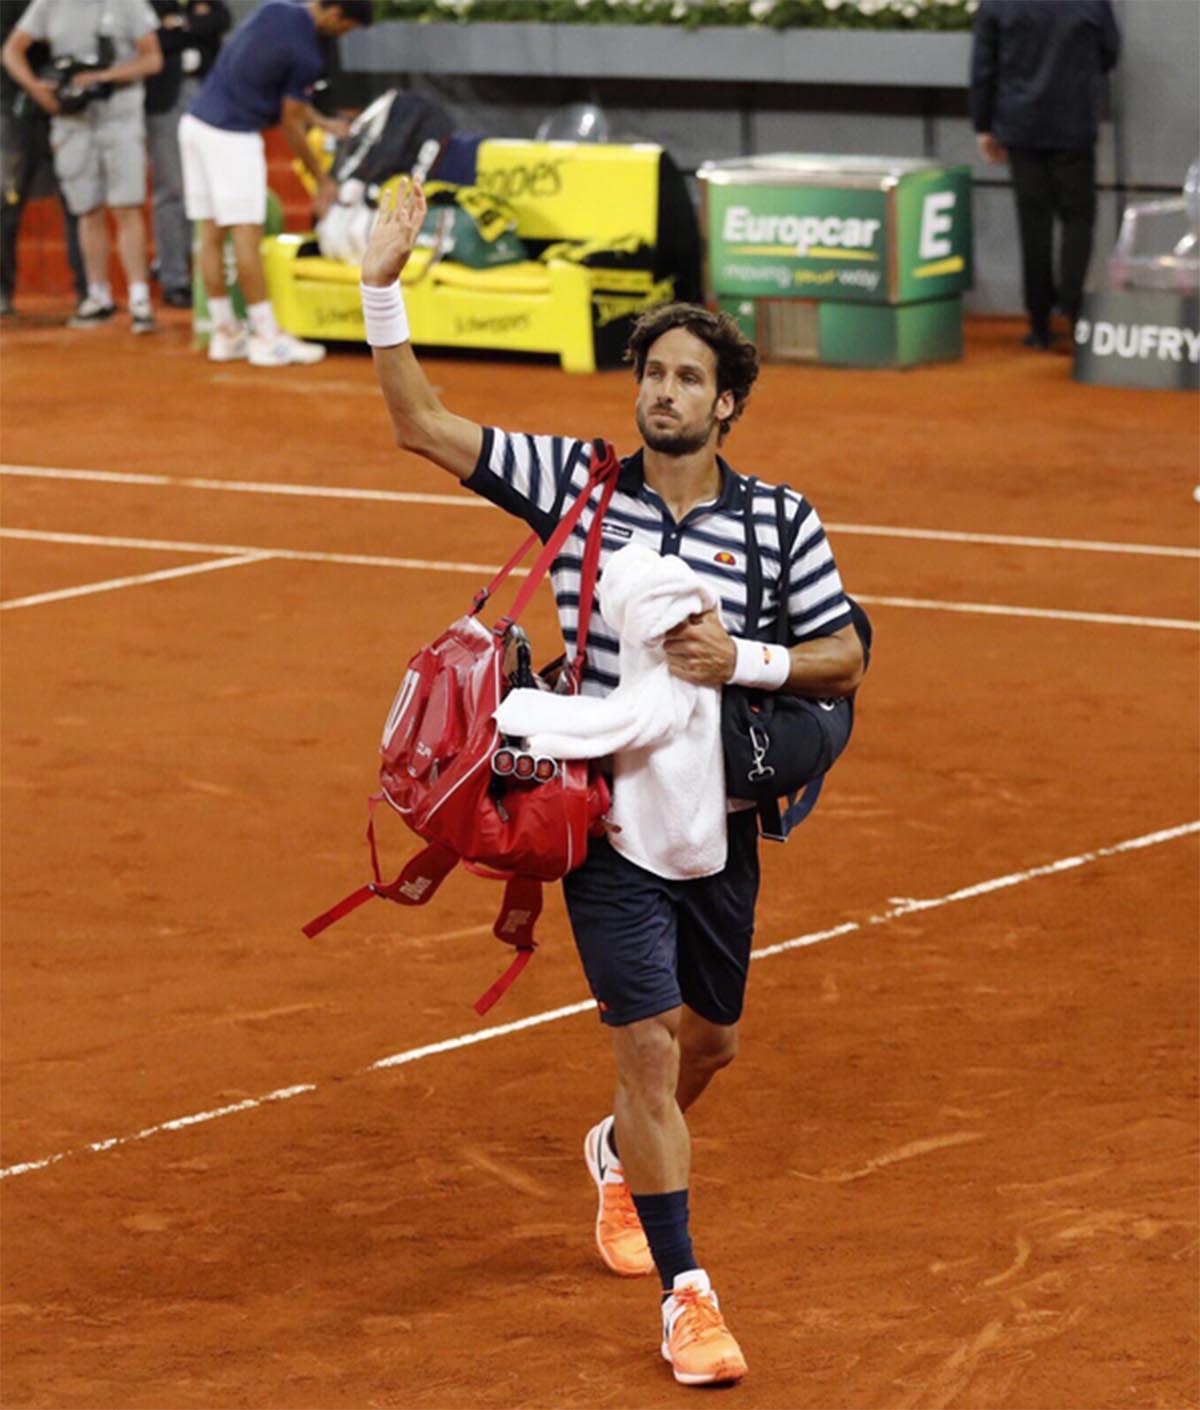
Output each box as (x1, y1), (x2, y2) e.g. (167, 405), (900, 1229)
(178, 112), (267, 227)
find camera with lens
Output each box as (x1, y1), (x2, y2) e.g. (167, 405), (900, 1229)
(44, 35), (117, 115)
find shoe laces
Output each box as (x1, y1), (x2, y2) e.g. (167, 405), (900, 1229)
(602, 1179), (643, 1234)
(669, 1289), (727, 1350)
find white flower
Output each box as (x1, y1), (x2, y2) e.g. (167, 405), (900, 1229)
(671, 0), (688, 15)
(749, 0), (774, 17)
(824, 0), (844, 10)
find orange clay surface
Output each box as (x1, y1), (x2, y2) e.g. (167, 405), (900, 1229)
(1, 307), (1197, 1410)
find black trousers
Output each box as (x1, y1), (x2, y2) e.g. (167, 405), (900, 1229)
(0, 99), (87, 304)
(1007, 146), (1097, 331)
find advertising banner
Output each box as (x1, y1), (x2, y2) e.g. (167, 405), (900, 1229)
(894, 165), (974, 303)
(705, 182), (889, 303)
(1073, 291), (1199, 391)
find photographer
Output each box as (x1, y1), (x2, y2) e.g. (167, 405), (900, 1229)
(0, 3), (87, 317)
(2, 0), (163, 332)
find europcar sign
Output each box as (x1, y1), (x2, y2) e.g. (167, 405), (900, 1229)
(707, 184), (889, 302)
(704, 164), (972, 306)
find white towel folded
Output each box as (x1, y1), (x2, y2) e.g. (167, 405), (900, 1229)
(494, 542), (728, 879)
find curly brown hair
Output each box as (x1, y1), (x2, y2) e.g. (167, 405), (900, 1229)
(624, 302), (759, 444)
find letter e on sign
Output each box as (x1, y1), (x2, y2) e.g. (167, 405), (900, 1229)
(919, 191), (956, 260)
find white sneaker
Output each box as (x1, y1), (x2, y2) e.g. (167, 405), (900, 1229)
(248, 331), (326, 367)
(130, 300), (157, 335)
(67, 295), (116, 329)
(208, 325), (248, 362)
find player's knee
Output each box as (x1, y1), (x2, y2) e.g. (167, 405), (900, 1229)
(682, 1023), (738, 1076)
(612, 1015), (680, 1108)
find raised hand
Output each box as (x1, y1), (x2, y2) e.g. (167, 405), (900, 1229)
(361, 177), (427, 288)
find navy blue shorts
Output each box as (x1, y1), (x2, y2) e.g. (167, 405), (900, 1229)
(561, 811), (760, 1028)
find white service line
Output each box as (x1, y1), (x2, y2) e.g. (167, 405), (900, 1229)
(2, 462), (1195, 561)
(2, 818), (1195, 1182)
(0, 527), (515, 579)
(2, 526), (1195, 631)
(0, 553), (268, 611)
(0, 463), (480, 511)
(0, 1086), (315, 1180)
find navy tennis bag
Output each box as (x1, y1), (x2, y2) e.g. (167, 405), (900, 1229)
(722, 479), (872, 840)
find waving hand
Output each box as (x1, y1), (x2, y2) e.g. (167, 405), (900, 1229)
(361, 177), (428, 288)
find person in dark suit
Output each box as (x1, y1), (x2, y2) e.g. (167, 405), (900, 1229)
(970, 0), (1121, 349)
(145, 0), (231, 306)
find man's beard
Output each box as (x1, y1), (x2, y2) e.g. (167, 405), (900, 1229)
(636, 403), (716, 456)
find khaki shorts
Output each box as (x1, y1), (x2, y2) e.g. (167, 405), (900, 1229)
(51, 102), (147, 215)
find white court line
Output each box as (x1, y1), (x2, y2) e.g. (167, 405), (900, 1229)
(0, 1087), (315, 1180)
(0, 553), (268, 611)
(0, 463), (478, 512)
(2, 818), (1195, 1182)
(2, 462), (1196, 561)
(0, 527), (511, 579)
(2, 527), (1196, 631)
(855, 593), (1200, 634)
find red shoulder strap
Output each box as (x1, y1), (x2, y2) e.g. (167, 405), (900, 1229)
(571, 456), (620, 686)
(492, 439), (620, 640)
(472, 875), (544, 1014)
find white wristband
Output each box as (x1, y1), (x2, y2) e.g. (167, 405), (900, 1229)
(728, 637), (791, 690)
(360, 280), (410, 348)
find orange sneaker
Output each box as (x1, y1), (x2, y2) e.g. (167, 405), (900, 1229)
(661, 1270), (748, 1386)
(583, 1116), (654, 1278)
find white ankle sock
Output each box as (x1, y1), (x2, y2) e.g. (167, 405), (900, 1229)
(247, 300), (278, 341)
(88, 281), (112, 306)
(209, 296), (235, 330)
(128, 280), (150, 307)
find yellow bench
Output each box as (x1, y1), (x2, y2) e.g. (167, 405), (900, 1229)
(261, 139), (687, 374)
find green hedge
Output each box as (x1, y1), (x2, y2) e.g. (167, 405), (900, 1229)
(374, 0), (977, 33)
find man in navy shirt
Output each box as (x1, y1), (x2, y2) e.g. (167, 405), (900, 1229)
(179, 0), (371, 366)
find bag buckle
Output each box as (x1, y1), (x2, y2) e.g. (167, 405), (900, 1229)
(747, 724), (775, 783)
(491, 745), (559, 784)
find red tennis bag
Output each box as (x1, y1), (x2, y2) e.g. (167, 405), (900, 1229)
(303, 440), (621, 1014)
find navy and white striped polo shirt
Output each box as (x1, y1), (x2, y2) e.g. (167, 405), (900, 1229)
(464, 427), (852, 697)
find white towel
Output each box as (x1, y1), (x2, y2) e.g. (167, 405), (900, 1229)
(494, 542), (728, 879)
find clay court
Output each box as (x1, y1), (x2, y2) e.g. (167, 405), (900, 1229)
(1, 309), (1197, 1409)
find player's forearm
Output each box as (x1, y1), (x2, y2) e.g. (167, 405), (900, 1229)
(280, 109), (325, 179)
(361, 180), (481, 479)
(782, 625), (864, 700)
